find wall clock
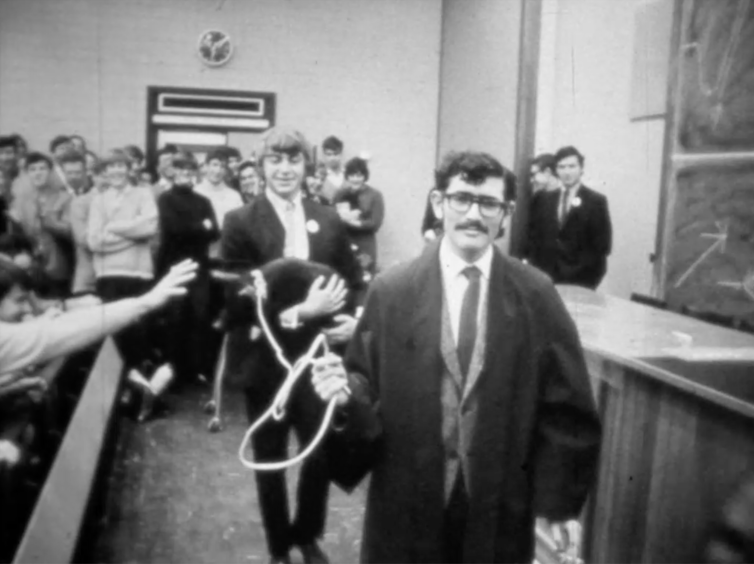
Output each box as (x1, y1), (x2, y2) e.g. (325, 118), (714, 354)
(198, 30), (233, 67)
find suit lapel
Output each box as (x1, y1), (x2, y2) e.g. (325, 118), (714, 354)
(462, 250), (517, 404)
(440, 294), (464, 392)
(301, 199), (325, 260)
(409, 242), (444, 401)
(256, 195), (286, 259)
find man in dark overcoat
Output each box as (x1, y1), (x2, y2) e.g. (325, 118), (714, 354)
(312, 151), (602, 563)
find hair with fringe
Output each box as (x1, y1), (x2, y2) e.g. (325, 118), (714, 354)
(49, 135), (72, 153)
(59, 151), (86, 167)
(205, 148), (228, 165)
(531, 153), (557, 175)
(322, 135), (343, 154)
(344, 157), (369, 181)
(0, 136), (17, 151)
(25, 152), (53, 170)
(258, 127), (312, 163)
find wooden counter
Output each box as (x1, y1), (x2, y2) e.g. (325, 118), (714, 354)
(558, 286), (754, 563)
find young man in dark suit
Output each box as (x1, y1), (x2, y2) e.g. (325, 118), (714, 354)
(524, 146), (612, 289)
(311, 151), (601, 563)
(221, 128), (363, 564)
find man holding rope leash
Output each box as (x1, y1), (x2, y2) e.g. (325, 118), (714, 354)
(221, 128), (363, 564)
(312, 151), (602, 563)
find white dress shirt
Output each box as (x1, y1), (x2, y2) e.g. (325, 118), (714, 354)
(438, 237), (493, 346)
(266, 189), (310, 260)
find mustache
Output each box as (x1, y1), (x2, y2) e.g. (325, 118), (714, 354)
(455, 220), (489, 234)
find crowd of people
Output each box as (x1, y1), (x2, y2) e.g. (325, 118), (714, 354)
(0, 123), (613, 564)
(0, 129), (385, 561)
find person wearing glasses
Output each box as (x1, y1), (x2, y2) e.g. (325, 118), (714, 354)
(311, 151), (601, 563)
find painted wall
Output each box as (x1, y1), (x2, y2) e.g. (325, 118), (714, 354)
(0, 0), (443, 268)
(437, 0), (523, 251)
(535, 0), (671, 298)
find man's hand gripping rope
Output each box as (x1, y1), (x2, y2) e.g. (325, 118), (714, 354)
(238, 270), (350, 472)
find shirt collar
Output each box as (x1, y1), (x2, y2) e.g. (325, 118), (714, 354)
(266, 188), (303, 212)
(439, 236), (493, 281)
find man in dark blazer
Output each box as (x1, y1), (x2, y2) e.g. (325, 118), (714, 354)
(311, 151), (601, 563)
(221, 128), (363, 564)
(524, 145), (612, 289)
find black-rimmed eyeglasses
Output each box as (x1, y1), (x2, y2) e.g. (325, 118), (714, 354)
(443, 192), (512, 218)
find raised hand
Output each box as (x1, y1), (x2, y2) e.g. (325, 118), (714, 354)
(299, 275), (347, 320)
(141, 260), (199, 309)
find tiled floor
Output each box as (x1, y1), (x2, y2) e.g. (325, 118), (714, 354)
(89, 384), (366, 563)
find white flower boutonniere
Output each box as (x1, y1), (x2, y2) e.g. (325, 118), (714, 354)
(571, 197), (582, 208)
(306, 219), (320, 234)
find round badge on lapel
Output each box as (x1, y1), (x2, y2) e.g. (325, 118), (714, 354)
(306, 220), (320, 234)
(571, 197), (582, 208)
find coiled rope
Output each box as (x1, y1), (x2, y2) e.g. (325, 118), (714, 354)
(238, 270), (346, 471)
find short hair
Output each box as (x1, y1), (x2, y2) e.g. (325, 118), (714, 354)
(156, 146), (176, 161)
(70, 134), (86, 147)
(123, 144), (145, 163)
(205, 148), (228, 165)
(344, 157), (369, 181)
(531, 153), (557, 175)
(172, 150), (199, 170)
(322, 136), (344, 154)
(238, 160), (258, 177)
(162, 144), (178, 153)
(434, 151), (507, 198)
(0, 136), (17, 151)
(10, 134), (27, 151)
(259, 127), (312, 163)
(0, 257), (33, 301)
(101, 148), (132, 168)
(59, 150), (86, 167)
(223, 146), (241, 160)
(49, 135), (72, 153)
(25, 152), (53, 170)
(554, 145), (585, 167)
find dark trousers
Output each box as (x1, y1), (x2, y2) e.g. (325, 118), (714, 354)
(164, 273), (212, 385)
(244, 371), (331, 558)
(96, 276), (153, 371)
(443, 471), (469, 563)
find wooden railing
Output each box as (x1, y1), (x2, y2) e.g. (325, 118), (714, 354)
(12, 339), (123, 564)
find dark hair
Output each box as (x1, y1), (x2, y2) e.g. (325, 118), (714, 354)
(162, 144), (178, 153)
(59, 151), (86, 167)
(123, 144), (145, 163)
(10, 134), (27, 151)
(0, 136), (17, 151)
(49, 135), (72, 153)
(205, 148), (228, 165)
(531, 153), (557, 175)
(25, 152), (53, 170)
(223, 146), (241, 160)
(102, 148), (132, 168)
(344, 157), (369, 181)
(0, 258), (33, 301)
(238, 160), (258, 177)
(70, 134), (86, 147)
(156, 146), (176, 161)
(0, 233), (34, 257)
(322, 136), (344, 154)
(554, 146), (585, 167)
(172, 150), (199, 170)
(434, 151), (507, 197)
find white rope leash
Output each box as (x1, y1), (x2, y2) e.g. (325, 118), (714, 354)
(238, 271), (343, 472)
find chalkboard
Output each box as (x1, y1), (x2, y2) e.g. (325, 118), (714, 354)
(678, 0), (754, 151)
(665, 166), (754, 322)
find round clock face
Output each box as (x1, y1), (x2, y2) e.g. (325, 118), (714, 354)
(198, 30), (233, 67)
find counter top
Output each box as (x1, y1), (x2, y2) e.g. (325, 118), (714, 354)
(558, 285), (754, 417)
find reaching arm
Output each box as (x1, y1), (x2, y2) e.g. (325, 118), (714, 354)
(41, 195), (73, 239)
(0, 260), (198, 376)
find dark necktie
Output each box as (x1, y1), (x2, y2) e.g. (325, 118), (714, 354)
(457, 266), (482, 379)
(559, 188), (570, 226)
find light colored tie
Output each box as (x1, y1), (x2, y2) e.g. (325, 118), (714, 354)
(283, 200), (297, 258)
(559, 188), (570, 226)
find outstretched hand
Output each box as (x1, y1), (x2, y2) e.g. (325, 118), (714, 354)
(141, 260), (199, 310)
(311, 353), (350, 406)
(299, 275), (347, 320)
